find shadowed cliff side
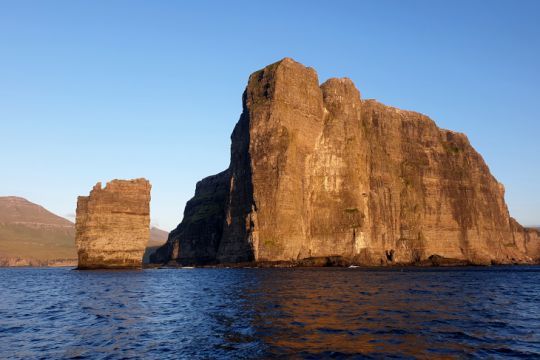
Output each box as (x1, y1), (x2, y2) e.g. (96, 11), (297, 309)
(151, 170), (233, 265)
(152, 58), (539, 266)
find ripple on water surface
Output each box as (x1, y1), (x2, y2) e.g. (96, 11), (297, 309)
(1, 267), (540, 358)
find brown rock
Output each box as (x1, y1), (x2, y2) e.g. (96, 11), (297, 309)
(76, 179), (151, 269)
(154, 58), (539, 266)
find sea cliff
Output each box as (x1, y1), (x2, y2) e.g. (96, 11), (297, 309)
(152, 58), (540, 266)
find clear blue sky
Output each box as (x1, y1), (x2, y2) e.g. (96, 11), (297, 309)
(1, 0), (539, 230)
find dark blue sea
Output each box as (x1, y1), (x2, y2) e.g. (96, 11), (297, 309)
(1, 267), (539, 359)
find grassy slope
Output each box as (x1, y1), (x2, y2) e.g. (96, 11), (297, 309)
(0, 224), (76, 260)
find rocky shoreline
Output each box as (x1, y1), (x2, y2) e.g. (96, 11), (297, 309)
(0, 257), (77, 267)
(147, 255), (540, 269)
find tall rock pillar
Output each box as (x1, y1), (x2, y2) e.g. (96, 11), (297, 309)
(75, 178), (151, 269)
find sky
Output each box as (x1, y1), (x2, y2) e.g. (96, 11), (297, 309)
(1, 0), (539, 230)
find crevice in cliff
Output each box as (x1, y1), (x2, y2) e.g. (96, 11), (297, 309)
(217, 92), (256, 263)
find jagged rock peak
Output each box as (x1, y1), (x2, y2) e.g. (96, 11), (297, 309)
(321, 77), (360, 97)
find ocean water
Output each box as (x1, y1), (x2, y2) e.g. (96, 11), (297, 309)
(0, 267), (539, 359)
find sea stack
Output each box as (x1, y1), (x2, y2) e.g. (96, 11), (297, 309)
(152, 58), (540, 266)
(76, 178), (151, 269)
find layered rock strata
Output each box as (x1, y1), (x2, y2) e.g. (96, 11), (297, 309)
(152, 58), (539, 266)
(76, 179), (151, 269)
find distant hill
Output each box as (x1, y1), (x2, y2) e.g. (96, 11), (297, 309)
(0, 197), (76, 266)
(149, 227), (169, 246)
(143, 227), (169, 263)
(0, 196), (169, 266)
(0, 196), (73, 226)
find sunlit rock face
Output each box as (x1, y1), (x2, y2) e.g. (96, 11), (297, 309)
(76, 179), (151, 269)
(154, 58), (539, 266)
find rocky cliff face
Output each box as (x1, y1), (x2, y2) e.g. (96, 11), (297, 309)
(76, 179), (151, 269)
(151, 170), (230, 265)
(153, 58), (539, 266)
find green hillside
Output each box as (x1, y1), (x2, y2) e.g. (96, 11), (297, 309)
(0, 223), (76, 260)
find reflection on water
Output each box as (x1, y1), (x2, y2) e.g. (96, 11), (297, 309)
(246, 268), (540, 358)
(1, 267), (539, 358)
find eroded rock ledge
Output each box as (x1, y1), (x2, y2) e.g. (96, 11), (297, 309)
(76, 178), (151, 269)
(152, 58), (539, 267)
